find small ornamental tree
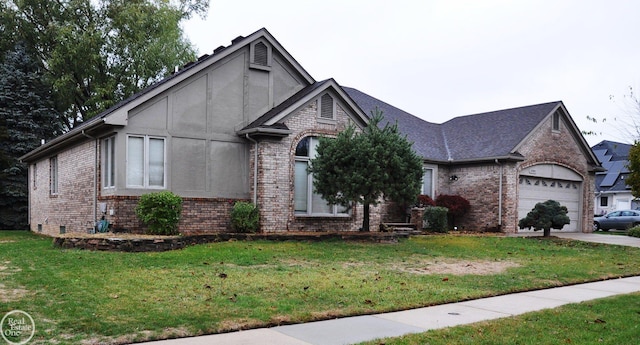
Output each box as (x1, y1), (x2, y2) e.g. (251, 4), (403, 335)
(310, 109), (424, 231)
(518, 199), (570, 237)
(135, 191), (183, 235)
(435, 194), (470, 229)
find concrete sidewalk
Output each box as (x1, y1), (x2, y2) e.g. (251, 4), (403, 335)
(143, 276), (640, 345)
(141, 233), (640, 345)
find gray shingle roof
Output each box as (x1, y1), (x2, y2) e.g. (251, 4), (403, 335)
(343, 87), (449, 161)
(345, 87), (562, 162)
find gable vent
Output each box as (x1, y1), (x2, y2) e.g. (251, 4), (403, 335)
(254, 42), (268, 66)
(320, 94), (334, 119)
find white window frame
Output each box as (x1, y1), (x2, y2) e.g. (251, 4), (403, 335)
(421, 165), (436, 197)
(126, 135), (166, 189)
(552, 111), (561, 131)
(318, 93), (336, 121)
(294, 136), (349, 217)
(249, 39), (272, 70)
(49, 156), (58, 195)
(103, 136), (116, 189)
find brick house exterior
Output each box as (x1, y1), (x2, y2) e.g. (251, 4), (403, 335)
(20, 28), (601, 236)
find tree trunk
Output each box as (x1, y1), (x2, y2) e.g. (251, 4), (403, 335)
(543, 228), (551, 237)
(362, 203), (370, 231)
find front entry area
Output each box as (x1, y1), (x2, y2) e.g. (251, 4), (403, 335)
(517, 164), (583, 232)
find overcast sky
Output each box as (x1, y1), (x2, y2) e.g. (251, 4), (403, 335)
(183, 0), (640, 146)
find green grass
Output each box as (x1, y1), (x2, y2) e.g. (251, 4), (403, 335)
(1, 231), (640, 344)
(363, 293), (640, 345)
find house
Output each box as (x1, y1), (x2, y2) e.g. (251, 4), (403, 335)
(20, 28), (601, 236)
(592, 140), (637, 215)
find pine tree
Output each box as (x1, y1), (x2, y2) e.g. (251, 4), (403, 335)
(0, 42), (61, 229)
(310, 109), (424, 231)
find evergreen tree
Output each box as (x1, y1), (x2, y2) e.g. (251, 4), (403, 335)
(518, 199), (570, 237)
(310, 109), (424, 231)
(0, 42), (61, 229)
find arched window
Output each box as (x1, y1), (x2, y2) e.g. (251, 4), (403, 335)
(294, 137), (349, 216)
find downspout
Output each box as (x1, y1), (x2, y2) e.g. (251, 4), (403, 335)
(495, 159), (503, 226)
(245, 134), (258, 205)
(82, 130), (98, 226)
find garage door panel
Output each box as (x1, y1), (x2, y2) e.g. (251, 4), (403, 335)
(518, 177), (580, 232)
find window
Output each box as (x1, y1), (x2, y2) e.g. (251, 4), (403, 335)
(32, 163), (37, 190)
(421, 167), (434, 197)
(126, 135), (165, 188)
(50, 156), (58, 195)
(600, 196), (608, 207)
(254, 42), (268, 66)
(250, 40), (271, 69)
(294, 137), (349, 216)
(103, 136), (116, 188)
(552, 110), (560, 131)
(319, 94), (335, 120)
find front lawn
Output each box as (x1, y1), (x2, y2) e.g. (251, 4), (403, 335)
(1, 231), (640, 344)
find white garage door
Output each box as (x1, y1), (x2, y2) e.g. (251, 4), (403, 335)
(518, 176), (581, 232)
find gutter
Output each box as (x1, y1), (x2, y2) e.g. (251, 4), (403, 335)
(245, 134), (258, 204)
(237, 127), (292, 137)
(81, 130), (99, 227)
(495, 159), (503, 226)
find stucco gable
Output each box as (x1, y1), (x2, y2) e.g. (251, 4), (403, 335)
(20, 28), (315, 162)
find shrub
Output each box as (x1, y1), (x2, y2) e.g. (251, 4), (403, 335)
(435, 194), (470, 216)
(423, 206), (448, 233)
(435, 194), (470, 228)
(628, 226), (640, 238)
(135, 191), (183, 235)
(416, 194), (435, 207)
(230, 202), (260, 233)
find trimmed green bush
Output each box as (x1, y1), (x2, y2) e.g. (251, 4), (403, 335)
(628, 226), (640, 238)
(423, 206), (448, 233)
(230, 201), (260, 233)
(135, 191), (183, 235)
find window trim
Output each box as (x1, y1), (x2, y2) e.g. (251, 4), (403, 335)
(49, 156), (58, 195)
(318, 93), (336, 122)
(126, 135), (166, 189)
(102, 136), (116, 189)
(552, 111), (561, 132)
(600, 196), (609, 207)
(421, 164), (437, 197)
(294, 136), (350, 217)
(249, 39), (272, 71)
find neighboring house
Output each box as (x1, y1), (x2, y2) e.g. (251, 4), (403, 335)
(592, 140), (637, 215)
(20, 28), (601, 236)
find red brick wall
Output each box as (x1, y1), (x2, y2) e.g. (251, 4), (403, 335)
(28, 140), (97, 236)
(97, 196), (240, 235)
(436, 112), (595, 233)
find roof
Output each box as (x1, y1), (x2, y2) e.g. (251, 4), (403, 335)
(592, 140), (632, 193)
(239, 79), (369, 136)
(345, 87), (578, 163)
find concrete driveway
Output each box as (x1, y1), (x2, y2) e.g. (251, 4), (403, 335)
(514, 231), (640, 248)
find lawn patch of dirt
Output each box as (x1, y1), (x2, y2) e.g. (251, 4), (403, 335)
(394, 259), (520, 275)
(0, 261), (28, 302)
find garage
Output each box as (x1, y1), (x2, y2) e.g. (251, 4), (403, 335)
(517, 164), (583, 232)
